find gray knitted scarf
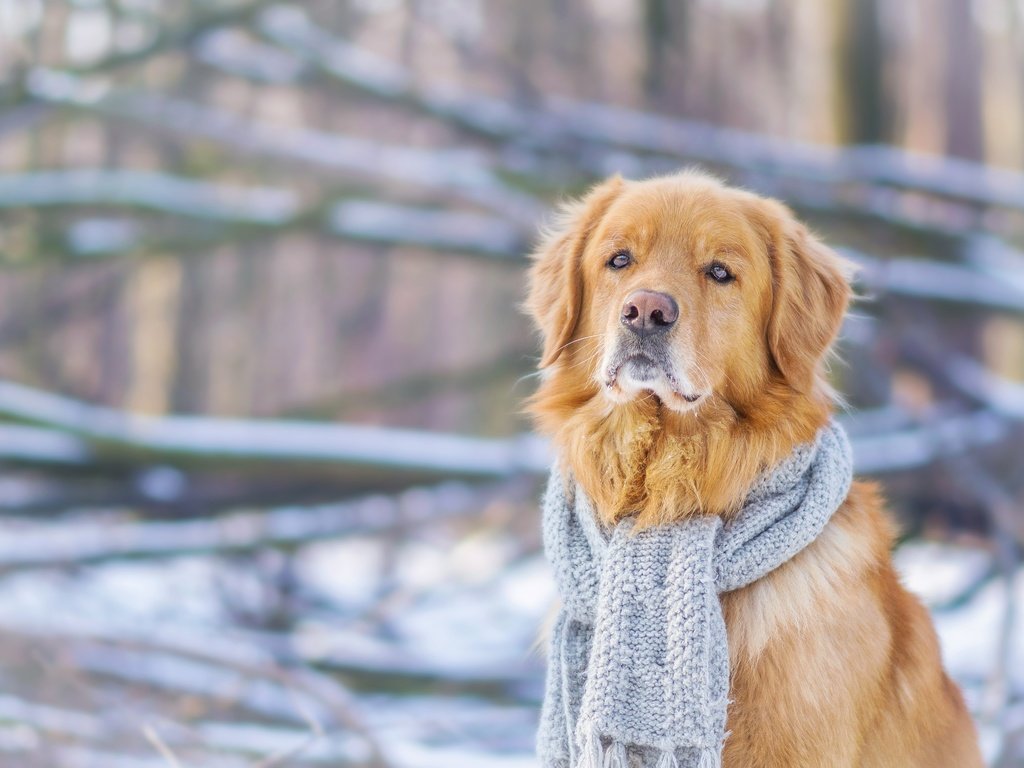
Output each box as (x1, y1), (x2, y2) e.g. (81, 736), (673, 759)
(537, 420), (853, 768)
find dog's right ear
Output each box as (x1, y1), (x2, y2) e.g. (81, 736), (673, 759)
(525, 176), (624, 368)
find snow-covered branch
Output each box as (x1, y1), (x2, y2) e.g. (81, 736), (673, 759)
(25, 69), (544, 227)
(0, 480), (513, 569)
(0, 379), (550, 479)
(327, 200), (526, 259)
(0, 376), (1014, 498)
(0, 170), (301, 225)
(252, 4), (1024, 215)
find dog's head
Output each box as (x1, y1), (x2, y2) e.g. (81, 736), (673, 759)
(526, 172), (853, 419)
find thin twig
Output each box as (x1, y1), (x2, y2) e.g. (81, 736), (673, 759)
(249, 687), (323, 768)
(143, 723), (183, 768)
(944, 457), (1020, 767)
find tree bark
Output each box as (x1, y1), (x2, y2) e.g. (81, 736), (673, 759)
(837, 0), (891, 145)
(942, 0), (985, 161)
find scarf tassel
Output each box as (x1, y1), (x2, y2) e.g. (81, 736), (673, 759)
(577, 727), (630, 768)
(578, 729), (719, 768)
(579, 725), (603, 768)
(602, 741), (628, 768)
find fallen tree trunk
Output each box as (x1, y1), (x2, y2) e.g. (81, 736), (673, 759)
(0, 376), (1015, 479)
(0, 480), (517, 569)
(0, 379), (550, 481)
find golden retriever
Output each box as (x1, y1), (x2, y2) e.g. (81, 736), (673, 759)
(525, 171), (982, 767)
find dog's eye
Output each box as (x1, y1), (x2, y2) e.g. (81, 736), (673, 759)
(607, 250), (633, 270)
(706, 262), (734, 284)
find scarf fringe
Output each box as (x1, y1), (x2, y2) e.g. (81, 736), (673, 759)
(578, 729), (720, 768)
(579, 724), (603, 768)
(603, 741), (628, 768)
(578, 726), (630, 768)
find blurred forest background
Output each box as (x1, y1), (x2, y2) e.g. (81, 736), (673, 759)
(0, 0), (1022, 766)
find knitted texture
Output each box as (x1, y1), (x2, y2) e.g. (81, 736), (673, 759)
(537, 420), (853, 768)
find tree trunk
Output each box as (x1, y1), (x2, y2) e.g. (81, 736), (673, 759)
(942, 0), (985, 161)
(837, 0), (891, 145)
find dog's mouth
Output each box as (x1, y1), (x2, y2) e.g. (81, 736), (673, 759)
(604, 354), (703, 404)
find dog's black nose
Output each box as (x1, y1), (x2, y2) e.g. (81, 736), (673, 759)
(621, 290), (678, 336)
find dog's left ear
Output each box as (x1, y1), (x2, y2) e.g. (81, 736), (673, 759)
(755, 198), (854, 393)
(526, 175), (624, 367)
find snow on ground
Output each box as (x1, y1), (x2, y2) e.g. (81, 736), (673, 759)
(895, 540), (1022, 763)
(0, 505), (1015, 766)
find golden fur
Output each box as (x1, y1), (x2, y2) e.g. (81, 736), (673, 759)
(526, 171), (982, 767)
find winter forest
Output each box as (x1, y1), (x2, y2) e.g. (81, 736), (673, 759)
(0, 0), (1022, 765)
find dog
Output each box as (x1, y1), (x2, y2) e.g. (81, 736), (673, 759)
(525, 171), (983, 767)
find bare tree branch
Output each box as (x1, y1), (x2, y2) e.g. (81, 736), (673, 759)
(252, 4), (1024, 215)
(0, 170), (301, 225)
